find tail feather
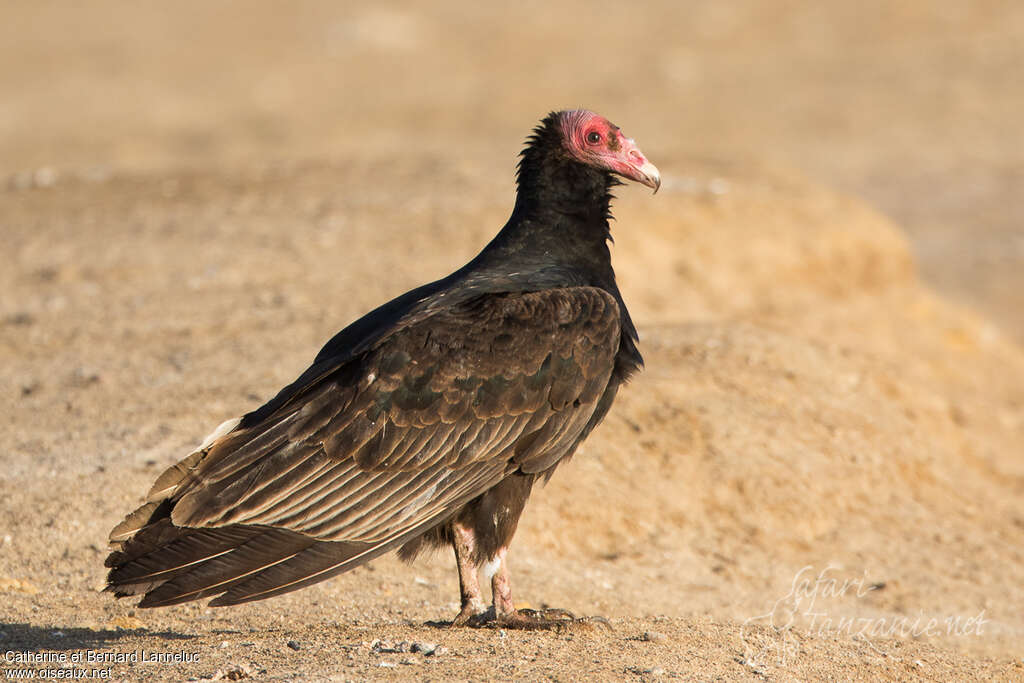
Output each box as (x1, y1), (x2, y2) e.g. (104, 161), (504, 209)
(107, 500), (176, 550)
(211, 540), (383, 606)
(136, 528), (315, 607)
(104, 503), (449, 608)
(210, 520), (438, 606)
(107, 524), (266, 586)
(104, 422), (465, 608)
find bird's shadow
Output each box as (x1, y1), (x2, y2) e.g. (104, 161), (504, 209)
(0, 622), (194, 653)
(423, 606), (502, 630)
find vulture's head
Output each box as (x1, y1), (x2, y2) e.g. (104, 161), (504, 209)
(558, 109), (660, 193)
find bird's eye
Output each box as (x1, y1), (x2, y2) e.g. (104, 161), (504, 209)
(586, 131), (602, 145)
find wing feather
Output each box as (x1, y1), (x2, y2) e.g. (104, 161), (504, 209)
(243, 460), (360, 526)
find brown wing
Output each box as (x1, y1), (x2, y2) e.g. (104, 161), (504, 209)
(106, 287), (620, 606)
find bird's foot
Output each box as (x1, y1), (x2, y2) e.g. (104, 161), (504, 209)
(450, 602), (488, 628)
(507, 608), (612, 632)
(449, 604), (611, 631)
(496, 607), (612, 632)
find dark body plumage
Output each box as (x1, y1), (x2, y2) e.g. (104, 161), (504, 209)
(106, 111), (650, 617)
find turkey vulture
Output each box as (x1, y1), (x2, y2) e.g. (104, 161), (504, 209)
(106, 109), (659, 629)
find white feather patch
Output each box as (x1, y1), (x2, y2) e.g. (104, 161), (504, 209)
(198, 417), (241, 451)
(482, 556), (501, 580)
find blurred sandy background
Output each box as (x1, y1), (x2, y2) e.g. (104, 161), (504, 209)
(2, 2), (1023, 680)
(3, 0), (1021, 339)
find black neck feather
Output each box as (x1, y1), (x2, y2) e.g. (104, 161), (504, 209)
(469, 112), (620, 285)
(512, 112), (619, 226)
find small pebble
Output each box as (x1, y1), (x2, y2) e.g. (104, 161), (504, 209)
(641, 631), (666, 642)
(410, 642), (437, 656)
(286, 640), (301, 651)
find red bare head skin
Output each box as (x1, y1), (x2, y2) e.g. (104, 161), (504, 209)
(557, 110), (661, 192)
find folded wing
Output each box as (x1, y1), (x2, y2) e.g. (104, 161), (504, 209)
(106, 287), (620, 606)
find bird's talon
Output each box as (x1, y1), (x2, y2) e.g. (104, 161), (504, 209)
(450, 604), (491, 628)
(519, 607), (575, 621)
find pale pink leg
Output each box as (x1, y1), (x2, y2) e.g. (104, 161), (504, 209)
(488, 546), (515, 619)
(450, 522), (486, 626)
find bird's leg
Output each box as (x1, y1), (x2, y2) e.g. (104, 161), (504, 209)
(488, 546), (516, 620)
(484, 546), (575, 629)
(450, 522), (487, 626)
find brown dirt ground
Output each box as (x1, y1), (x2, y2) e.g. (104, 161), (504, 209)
(2, 2), (1023, 681)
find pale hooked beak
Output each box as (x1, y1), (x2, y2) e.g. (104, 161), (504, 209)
(635, 159), (661, 194)
(617, 138), (661, 193)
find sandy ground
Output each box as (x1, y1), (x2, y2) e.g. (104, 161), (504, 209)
(2, 2), (1023, 681)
